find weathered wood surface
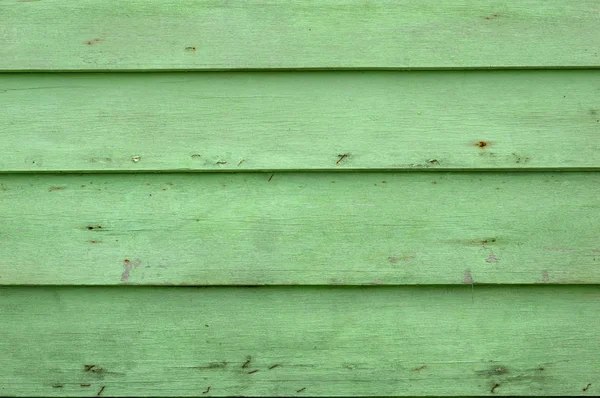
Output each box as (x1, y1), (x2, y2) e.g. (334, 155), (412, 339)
(1, 71), (599, 172)
(1, 172), (598, 285)
(1, 0), (599, 71)
(0, 285), (598, 396)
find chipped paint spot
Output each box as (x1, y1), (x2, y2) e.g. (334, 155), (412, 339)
(485, 252), (499, 263)
(131, 156), (141, 163)
(542, 271), (549, 283)
(463, 269), (474, 284)
(121, 258), (141, 281)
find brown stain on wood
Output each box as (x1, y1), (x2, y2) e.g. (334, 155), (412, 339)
(475, 141), (489, 148)
(84, 38), (101, 45)
(388, 256), (414, 264)
(412, 365), (427, 371)
(484, 13), (500, 20)
(193, 361), (228, 370)
(48, 186), (66, 191)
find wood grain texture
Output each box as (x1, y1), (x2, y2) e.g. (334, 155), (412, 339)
(1, 172), (598, 285)
(0, 285), (598, 396)
(1, 0), (599, 70)
(1, 71), (599, 172)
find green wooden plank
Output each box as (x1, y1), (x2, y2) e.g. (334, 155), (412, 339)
(1, 71), (599, 172)
(1, 172), (598, 285)
(1, 0), (599, 70)
(0, 285), (598, 396)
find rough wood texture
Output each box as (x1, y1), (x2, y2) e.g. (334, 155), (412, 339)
(0, 285), (598, 396)
(1, 0), (599, 71)
(1, 172), (598, 285)
(1, 71), (599, 172)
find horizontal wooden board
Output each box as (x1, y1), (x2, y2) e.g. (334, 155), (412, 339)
(1, 285), (598, 396)
(1, 172), (598, 285)
(1, 71), (600, 172)
(1, 0), (599, 70)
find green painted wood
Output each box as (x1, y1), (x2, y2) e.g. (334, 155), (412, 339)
(0, 285), (598, 396)
(1, 1), (599, 71)
(1, 172), (598, 285)
(1, 71), (599, 173)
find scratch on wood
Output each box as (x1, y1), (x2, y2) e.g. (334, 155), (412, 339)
(336, 153), (349, 165)
(268, 174), (274, 182)
(97, 386), (105, 396)
(202, 386), (211, 394)
(491, 383), (500, 393)
(412, 365), (427, 371)
(269, 364), (280, 369)
(84, 364), (102, 373)
(297, 387), (306, 393)
(583, 383), (592, 391)
(242, 356), (252, 368)
(248, 369), (259, 374)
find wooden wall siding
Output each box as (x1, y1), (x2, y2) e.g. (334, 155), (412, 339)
(2, 1), (599, 397)
(1, 172), (599, 286)
(1, 286), (599, 397)
(1, 1), (600, 71)
(1, 71), (600, 173)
